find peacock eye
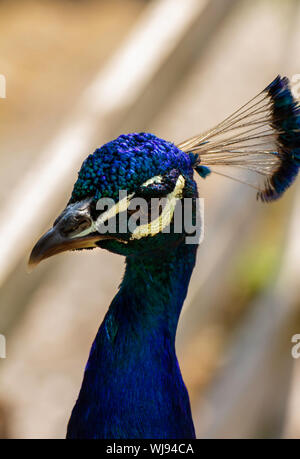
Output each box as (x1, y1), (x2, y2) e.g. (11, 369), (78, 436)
(136, 171), (180, 199)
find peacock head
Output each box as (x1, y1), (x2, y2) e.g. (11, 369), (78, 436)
(29, 133), (199, 266)
(29, 76), (300, 267)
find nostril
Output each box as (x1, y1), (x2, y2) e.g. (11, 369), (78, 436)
(77, 217), (91, 232)
(60, 215), (92, 237)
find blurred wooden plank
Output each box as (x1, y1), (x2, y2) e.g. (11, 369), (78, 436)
(284, 356), (300, 438)
(193, 183), (300, 438)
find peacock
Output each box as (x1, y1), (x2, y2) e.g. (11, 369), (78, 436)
(29, 76), (300, 439)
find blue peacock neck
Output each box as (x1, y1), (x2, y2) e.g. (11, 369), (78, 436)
(67, 238), (198, 439)
(121, 239), (198, 340)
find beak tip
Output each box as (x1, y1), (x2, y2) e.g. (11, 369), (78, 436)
(27, 216), (101, 271)
(27, 254), (39, 273)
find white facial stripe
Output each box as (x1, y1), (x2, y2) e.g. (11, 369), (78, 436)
(70, 193), (134, 239)
(96, 193), (134, 227)
(130, 175), (185, 240)
(94, 176), (163, 228)
(70, 223), (96, 238)
(141, 175), (162, 187)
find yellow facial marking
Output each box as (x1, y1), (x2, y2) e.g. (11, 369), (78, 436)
(130, 175), (185, 240)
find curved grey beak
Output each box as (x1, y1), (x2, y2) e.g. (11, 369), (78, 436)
(28, 228), (102, 269)
(28, 200), (108, 269)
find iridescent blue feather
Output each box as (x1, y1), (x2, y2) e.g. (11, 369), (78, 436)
(178, 75), (300, 202)
(260, 76), (300, 201)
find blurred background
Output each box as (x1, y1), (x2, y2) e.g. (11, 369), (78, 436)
(0, 0), (300, 439)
